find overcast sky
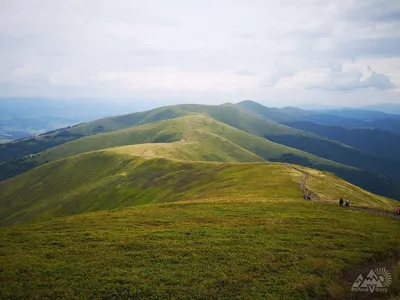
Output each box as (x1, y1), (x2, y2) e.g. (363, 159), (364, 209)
(0, 0), (399, 107)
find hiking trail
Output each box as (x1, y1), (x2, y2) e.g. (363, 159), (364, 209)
(293, 166), (400, 220)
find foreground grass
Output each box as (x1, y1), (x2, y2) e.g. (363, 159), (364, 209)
(0, 201), (399, 299)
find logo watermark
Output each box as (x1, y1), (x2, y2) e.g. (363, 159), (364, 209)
(351, 268), (392, 293)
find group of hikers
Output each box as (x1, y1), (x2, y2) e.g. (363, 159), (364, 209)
(339, 197), (351, 207)
(306, 193), (400, 216)
(339, 200), (400, 216)
(303, 190), (312, 200)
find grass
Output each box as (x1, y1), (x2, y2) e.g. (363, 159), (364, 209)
(21, 114), (400, 200)
(0, 148), (398, 226)
(1, 135), (399, 299)
(0, 200), (399, 299)
(28, 115), (346, 170)
(0, 151), (297, 225)
(300, 166), (397, 211)
(1, 105), (399, 298)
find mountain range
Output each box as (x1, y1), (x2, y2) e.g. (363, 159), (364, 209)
(2, 101), (400, 199)
(0, 100), (399, 299)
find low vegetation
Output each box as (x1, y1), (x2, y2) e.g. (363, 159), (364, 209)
(1, 196), (399, 299)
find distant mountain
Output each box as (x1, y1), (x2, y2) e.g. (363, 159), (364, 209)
(283, 121), (400, 162)
(361, 103), (400, 115)
(0, 97), (166, 144)
(0, 115), (86, 144)
(0, 97), (150, 118)
(236, 100), (400, 136)
(312, 108), (400, 120)
(2, 102), (400, 199)
(0, 103), (297, 163)
(236, 100), (310, 123)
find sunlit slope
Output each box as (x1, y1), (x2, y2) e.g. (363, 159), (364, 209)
(7, 114), (400, 200)
(30, 115), (340, 167)
(294, 166), (397, 211)
(0, 151), (299, 226)
(68, 103), (297, 137)
(34, 116), (266, 163)
(1, 149), (398, 226)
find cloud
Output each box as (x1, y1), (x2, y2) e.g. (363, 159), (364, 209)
(304, 65), (397, 91)
(260, 70), (297, 87)
(0, 0), (399, 104)
(345, 0), (400, 23)
(235, 70), (258, 76)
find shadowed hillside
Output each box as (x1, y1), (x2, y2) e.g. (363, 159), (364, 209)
(284, 121), (400, 162)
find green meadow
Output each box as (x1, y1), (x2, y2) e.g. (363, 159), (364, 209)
(1, 199), (399, 299)
(0, 108), (399, 299)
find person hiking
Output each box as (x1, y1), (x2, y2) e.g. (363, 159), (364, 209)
(397, 206), (400, 215)
(339, 198), (344, 207)
(346, 198), (350, 207)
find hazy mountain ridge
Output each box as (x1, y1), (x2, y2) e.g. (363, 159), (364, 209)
(2, 101), (400, 199)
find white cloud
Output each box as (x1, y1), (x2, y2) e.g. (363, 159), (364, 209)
(276, 65), (397, 91)
(90, 69), (259, 92)
(0, 0), (399, 105)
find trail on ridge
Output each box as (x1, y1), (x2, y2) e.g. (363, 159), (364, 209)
(293, 167), (400, 220)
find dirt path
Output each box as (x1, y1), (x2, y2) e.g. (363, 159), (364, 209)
(293, 166), (320, 201)
(293, 167), (400, 220)
(183, 117), (195, 142)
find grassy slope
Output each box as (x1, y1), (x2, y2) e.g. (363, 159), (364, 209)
(32, 115), (400, 199)
(26, 115), (339, 167)
(296, 166), (397, 211)
(1, 173), (399, 299)
(2, 103), (399, 184)
(0, 147), (398, 226)
(1, 115), (400, 298)
(235, 102), (400, 179)
(0, 105), (191, 163)
(4, 114), (400, 199)
(0, 103), (299, 164)
(68, 103), (298, 136)
(0, 151), (297, 226)
(2, 102), (397, 176)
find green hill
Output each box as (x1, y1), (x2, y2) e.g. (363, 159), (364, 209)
(27, 115), (333, 164)
(236, 100), (310, 123)
(3, 102), (400, 200)
(0, 150), (399, 298)
(3, 114), (400, 199)
(0, 103), (297, 164)
(234, 101), (400, 189)
(1, 109), (400, 298)
(0, 114), (352, 184)
(1, 135), (399, 226)
(0, 105), (187, 163)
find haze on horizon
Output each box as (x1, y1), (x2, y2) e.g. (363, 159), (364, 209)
(0, 0), (399, 107)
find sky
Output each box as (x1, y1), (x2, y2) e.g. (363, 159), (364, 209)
(0, 0), (399, 107)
